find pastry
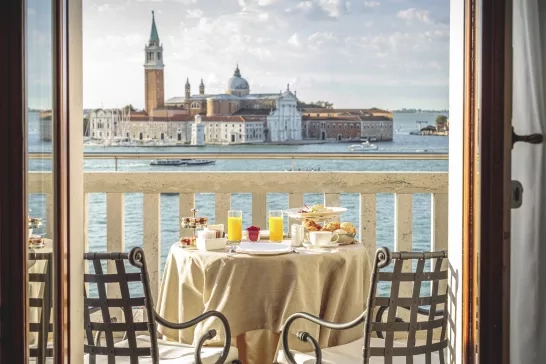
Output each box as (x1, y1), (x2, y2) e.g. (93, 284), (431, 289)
(340, 222), (357, 234)
(323, 221), (341, 232)
(303, 219), (322, 231)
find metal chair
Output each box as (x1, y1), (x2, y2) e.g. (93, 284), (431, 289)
(277, 247), (448, 364)
(29, 251), (54, 364)
(84, 247), (240, 364)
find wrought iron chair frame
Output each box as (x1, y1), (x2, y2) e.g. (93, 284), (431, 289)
(280, 247), (448, 364)
(29, 251), (54, 364)
(84, 247), (240, 364)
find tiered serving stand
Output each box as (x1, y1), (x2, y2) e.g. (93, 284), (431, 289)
(283, 207), (356, 244)
(180, 208), (208, 249)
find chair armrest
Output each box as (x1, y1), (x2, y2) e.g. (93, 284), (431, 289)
(280, 311), (366, 364)
(375, 305), (445, 339)
(154, 310), (231, 364)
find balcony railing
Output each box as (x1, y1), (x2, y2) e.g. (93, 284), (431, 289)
(28, 168), (448, 302)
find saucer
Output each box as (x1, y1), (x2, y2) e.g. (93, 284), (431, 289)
(302, 242), (339, 249)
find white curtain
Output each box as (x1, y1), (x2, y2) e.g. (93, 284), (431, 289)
(511, 0), (546, 363)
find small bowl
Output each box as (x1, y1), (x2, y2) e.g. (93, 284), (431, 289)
(336, 233), (356, 245)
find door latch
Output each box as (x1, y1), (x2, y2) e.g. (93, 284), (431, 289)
(511, 180), (523, 209)
(512, 127), (543, 148)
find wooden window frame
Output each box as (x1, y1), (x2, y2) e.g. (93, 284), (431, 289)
(0, 0), (511, 362)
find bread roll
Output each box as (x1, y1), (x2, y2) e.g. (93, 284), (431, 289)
(340, 222), (356, 234)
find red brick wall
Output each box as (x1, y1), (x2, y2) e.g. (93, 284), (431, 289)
(305, 120), (361, 139)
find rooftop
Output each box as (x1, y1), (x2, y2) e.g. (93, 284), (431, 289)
(232, 108), (272, 116)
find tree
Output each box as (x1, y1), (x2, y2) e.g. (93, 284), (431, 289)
(296, 100), (334, 108)
(435, 114), (449, 132)
(435, 114), (448, 125)
(314, 101), (334, 108)
(123, 104), (136, 112)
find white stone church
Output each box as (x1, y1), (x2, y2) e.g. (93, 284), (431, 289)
(88, 12), (303, 145)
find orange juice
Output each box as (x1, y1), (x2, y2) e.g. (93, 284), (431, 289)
(227, 216), (242, 241)
(269, 216), (284, 242)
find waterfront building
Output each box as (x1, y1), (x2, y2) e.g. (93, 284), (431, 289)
(301, 109), (393, 141)
(87, 12), (391, 145)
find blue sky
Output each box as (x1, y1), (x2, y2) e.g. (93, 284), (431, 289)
(28, 0), (450, 110)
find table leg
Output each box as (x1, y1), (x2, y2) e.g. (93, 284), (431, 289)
(236, 333), (248, 364)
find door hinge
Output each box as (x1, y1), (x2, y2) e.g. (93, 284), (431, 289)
(511, 180), (523, 209)
(512, 127), (543, 148)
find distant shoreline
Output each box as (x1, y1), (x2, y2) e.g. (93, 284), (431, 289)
(83, 139), (397, 147)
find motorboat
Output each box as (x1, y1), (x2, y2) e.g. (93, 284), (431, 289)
(348, 140), (378, 151)
(150, 159), (214, 166)
(185, 159), (215, 166)
(149, 159), (187, 166)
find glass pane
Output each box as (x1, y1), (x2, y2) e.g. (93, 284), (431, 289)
(26, 0), (56, 361)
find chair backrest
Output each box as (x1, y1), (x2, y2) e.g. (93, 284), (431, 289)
(29, 251), (54, 364)
(83, 247), (159, 364)
(363, 247), (448, 364)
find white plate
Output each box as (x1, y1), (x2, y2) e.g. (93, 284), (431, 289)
(242, 230), (289, 241)
(235, 242), (293, 255)
(302, 242), (339, 249)
(283, 207), (347, 219)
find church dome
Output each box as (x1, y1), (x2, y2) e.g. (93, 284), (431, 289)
(227, 76), (249, 91)
(226, 64), (249, 94)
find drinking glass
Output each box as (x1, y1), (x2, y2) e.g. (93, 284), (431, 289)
(269, 210), (284, 242)
(227, 210), (243, 244)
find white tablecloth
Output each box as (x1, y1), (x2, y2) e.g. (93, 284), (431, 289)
(156, 243), (371, 364)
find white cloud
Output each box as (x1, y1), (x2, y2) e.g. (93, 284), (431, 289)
(318, 0), (349, 18)
(396, 8), (431, 23)
(82, 0), (450, 109)
(308, 31), (338, 47)
(364, 1), (380, 7)
(288, 33), (301, 47)
(286, 0), (348, 19)
(186, 8), (204, 17)
(93, 34), (146, 48)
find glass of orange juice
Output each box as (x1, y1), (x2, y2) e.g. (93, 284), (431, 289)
(227, 210), (243, 243)
(269, 210), (284, 242)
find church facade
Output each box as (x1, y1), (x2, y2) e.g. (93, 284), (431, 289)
(142, 10), (302, 143)
(87, 12), (391, 145)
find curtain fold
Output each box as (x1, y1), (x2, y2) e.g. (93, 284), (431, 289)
(511, 0), (546, 363)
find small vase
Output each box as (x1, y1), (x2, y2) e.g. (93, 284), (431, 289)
(246, 226), (260, 242)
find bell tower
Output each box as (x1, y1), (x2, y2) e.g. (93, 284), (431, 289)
(185, 78), (191, 99)
(199, 78), (205, 95)
(144, 11), (165, 114)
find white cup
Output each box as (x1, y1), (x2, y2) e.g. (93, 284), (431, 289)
(309, 231), (339, 246)
(290, 224), (305, 247)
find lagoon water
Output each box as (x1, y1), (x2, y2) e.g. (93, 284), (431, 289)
(28, 112), (448, 274)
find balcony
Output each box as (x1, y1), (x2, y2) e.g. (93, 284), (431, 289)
(28, 153), (448, 304)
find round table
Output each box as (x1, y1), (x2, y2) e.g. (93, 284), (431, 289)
(156, 242), (371, 364)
